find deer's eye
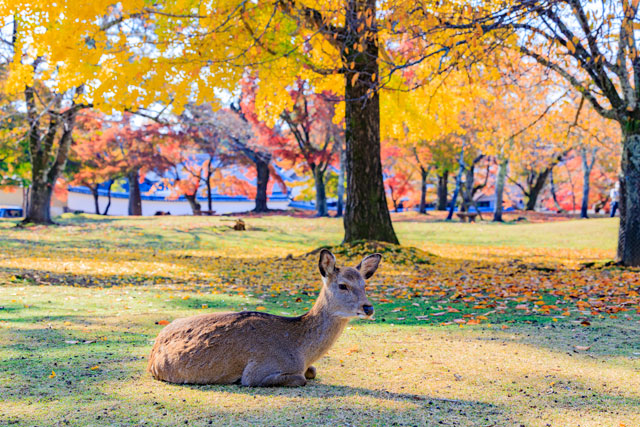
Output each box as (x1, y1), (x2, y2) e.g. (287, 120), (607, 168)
(338, 284), (348, 291)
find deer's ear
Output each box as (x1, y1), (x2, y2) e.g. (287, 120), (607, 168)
(318, 249), (336, 278)
(356, 254), (382, 280)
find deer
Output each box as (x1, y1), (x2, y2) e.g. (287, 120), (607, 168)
(147, 249), (381, 387)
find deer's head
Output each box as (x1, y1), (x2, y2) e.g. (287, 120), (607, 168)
(318, 249), (381, 319)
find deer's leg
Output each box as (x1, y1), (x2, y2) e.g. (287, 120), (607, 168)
(241, 360), (306, 387)
(304, 366), (316, 380)
(259, 372), (307, 387)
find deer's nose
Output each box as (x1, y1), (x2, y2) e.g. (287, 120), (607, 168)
(363, 304), (374, 316)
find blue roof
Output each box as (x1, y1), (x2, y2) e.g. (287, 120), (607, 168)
(68, 186), (289, 202)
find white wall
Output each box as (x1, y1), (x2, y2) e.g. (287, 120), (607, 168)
(67, 191), (289, 216)
(0, 186), (65, 217)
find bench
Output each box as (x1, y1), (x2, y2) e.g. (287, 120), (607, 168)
(456, 212), (478, 223)
(198, 210), (216, 216)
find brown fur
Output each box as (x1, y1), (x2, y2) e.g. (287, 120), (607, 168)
(147, 250), (381, 386)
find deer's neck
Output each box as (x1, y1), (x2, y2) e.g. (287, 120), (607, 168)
(299, 288), (350, 366)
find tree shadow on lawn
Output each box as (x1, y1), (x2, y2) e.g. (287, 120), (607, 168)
(2, 305), (639, 425)
(479, 320), (640, 358)
(0, 324), (517, 426)
(0, 265), (190, 288)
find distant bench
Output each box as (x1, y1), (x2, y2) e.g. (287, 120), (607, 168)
(456, 212), (478, 223)
(198, 210), (216, 216)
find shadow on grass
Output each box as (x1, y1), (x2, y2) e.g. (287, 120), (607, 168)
(486, 320), (640, 358)
(1, 323), (519, 426)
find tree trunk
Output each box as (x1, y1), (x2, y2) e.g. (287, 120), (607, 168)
(91, 186), (100, 214)
(22, 93), (78, 225)
(313, 167), (328, 217)
(580, 147), (597, 219)
(253, 158), (270, 213)
(206, 164), (213, 212)
(343, 1), (398, 244)
(185, 193), (201, 215)
(25, 178), (54, 224)
(617, 124), (640, 266)
(447, 146), (466, 220)
(22, 186), (30, 216)
(128, 170), (142, 216)
(102, 180), (113, 215)
(493, 157), (508, 222)
(461, 164), (475, 212)
(437, 170), (449, 211)
(581, 167), (590, 219)
(336, 145), (346, 217)
(549, 169), (564, 213)
(419, 167), (428, 214)
(526, 168), (552, 211)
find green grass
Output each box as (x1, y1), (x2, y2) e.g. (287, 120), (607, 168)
(396, 216), (618, 250)
(0, 214), (638, 426)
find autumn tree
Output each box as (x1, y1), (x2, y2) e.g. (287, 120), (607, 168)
(0, 77), (30, 204)
(447, 0), (640, 264)
(183, 99), (285, 213)
(174, 106), (243, 213)
(280, 81), (342, 217)
(93, 116), (170, 215)
(69, 112), (123, 215)
(381, 144), (416, 212)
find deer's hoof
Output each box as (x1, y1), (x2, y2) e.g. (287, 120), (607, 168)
(304, 366), (316, 380)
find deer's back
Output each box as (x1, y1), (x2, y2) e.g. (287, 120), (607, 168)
(148, 311), (304, 384)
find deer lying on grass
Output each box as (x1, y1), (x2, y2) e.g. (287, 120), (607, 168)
(148, 249), (381, 386)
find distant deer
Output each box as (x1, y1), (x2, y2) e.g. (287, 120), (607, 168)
(148, 249), (381, 386)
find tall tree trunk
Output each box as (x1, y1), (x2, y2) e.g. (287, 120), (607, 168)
(206, 160), (213, 212)
(313, 167), (328, 217)
(253, 158), (270, 213)
(525, 168), (552, 211)
(336, 145), (346, 217)
(461, 164), (475, 212)
(102, 180), (113, 215)
(549, 169), (564, 213)
(419, 167), (428, 214)
(580, 166), (590, 219)
(617, 123), (640, 266)
(437, 170), (449, 211)
(493, 157), (508, 222)
(447, 146), (466, 220)
(580, 147), (597, 219)
(91, 186), (100, 214)
(342, 0), (398, 244)
(22, 186), (30, 216)
(23, 94), (78, 224)
(128, 170), (142, 216)
(25, 179), (54, 224)
(185, 192), (201, 215)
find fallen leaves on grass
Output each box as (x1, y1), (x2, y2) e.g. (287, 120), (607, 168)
(1, 217), (639, 328)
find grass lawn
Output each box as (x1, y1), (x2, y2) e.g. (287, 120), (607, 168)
(1, 213), (638, 426)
